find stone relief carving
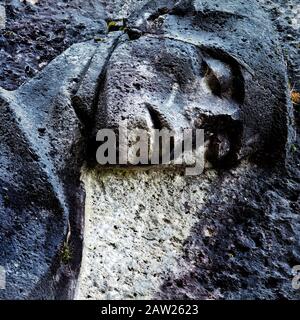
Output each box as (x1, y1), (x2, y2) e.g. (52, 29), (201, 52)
(0, 0), (295, 299)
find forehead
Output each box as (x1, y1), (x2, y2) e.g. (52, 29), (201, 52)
(128, 0), (278, 75)
(109, 36), (202, 76)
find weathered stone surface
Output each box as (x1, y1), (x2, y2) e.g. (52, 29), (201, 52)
(100, 0), (150, 20)
(0, 0), (298, 300)
(76, 168), (216, 299)
(76, 0), (299, 300)
(0, 0), (107, 90)
(92, 0), (294, 170)
(76, 161), (300, 300)
(126, 0), (295, 163)
(0, 4), (5, 29)
(0, 35), (119, 299)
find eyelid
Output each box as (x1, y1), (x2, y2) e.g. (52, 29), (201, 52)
(203, 57), (234, 96)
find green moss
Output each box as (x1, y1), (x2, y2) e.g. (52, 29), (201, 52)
(94, 36), (105, 42)
(107, 19), (127, 33)
(61, 242), (72, 265)
(291, 144), (297, 153)
(108, 21), (117, 28)
(107, 21), (118, 32)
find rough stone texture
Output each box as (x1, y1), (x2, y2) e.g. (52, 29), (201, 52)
(76, 168), (215, 299)
(100, 0), (150, 20)
(76, 161), (300, 300)
(0, 0), (107, 90)
(0, 43), (94, 299)
(0, 34), (120, 299)
(76, 0), (300, 300)
(96, 0), (294, 167)
(0, 0), (299, 300)
(0, 3), (5, 29)
(259, 0), (300, 99)
(0, 0), (294, 164)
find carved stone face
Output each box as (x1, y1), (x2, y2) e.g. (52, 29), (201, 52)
(94, 0), (293, 167)
(98, 36), (243, 165)
(0, 0), (294, 300)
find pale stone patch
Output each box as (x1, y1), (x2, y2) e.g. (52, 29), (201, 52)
(100, 0), (149, 19)
(291, 5), (300, 30)
(0, 266), (6, 290)
(0, 5), (6, 29)
(76, 168), (217, 299)
(20, 0), (39, 4)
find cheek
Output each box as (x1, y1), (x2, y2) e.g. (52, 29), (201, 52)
(105, 62), (175, 112)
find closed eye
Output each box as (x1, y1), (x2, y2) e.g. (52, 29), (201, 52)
(202, 55), (245, 103)
(203, 61), (222, 97)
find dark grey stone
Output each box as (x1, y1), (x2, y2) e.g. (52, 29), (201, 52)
(0, 35), (120, 299)
(0, 0), (296, 299)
